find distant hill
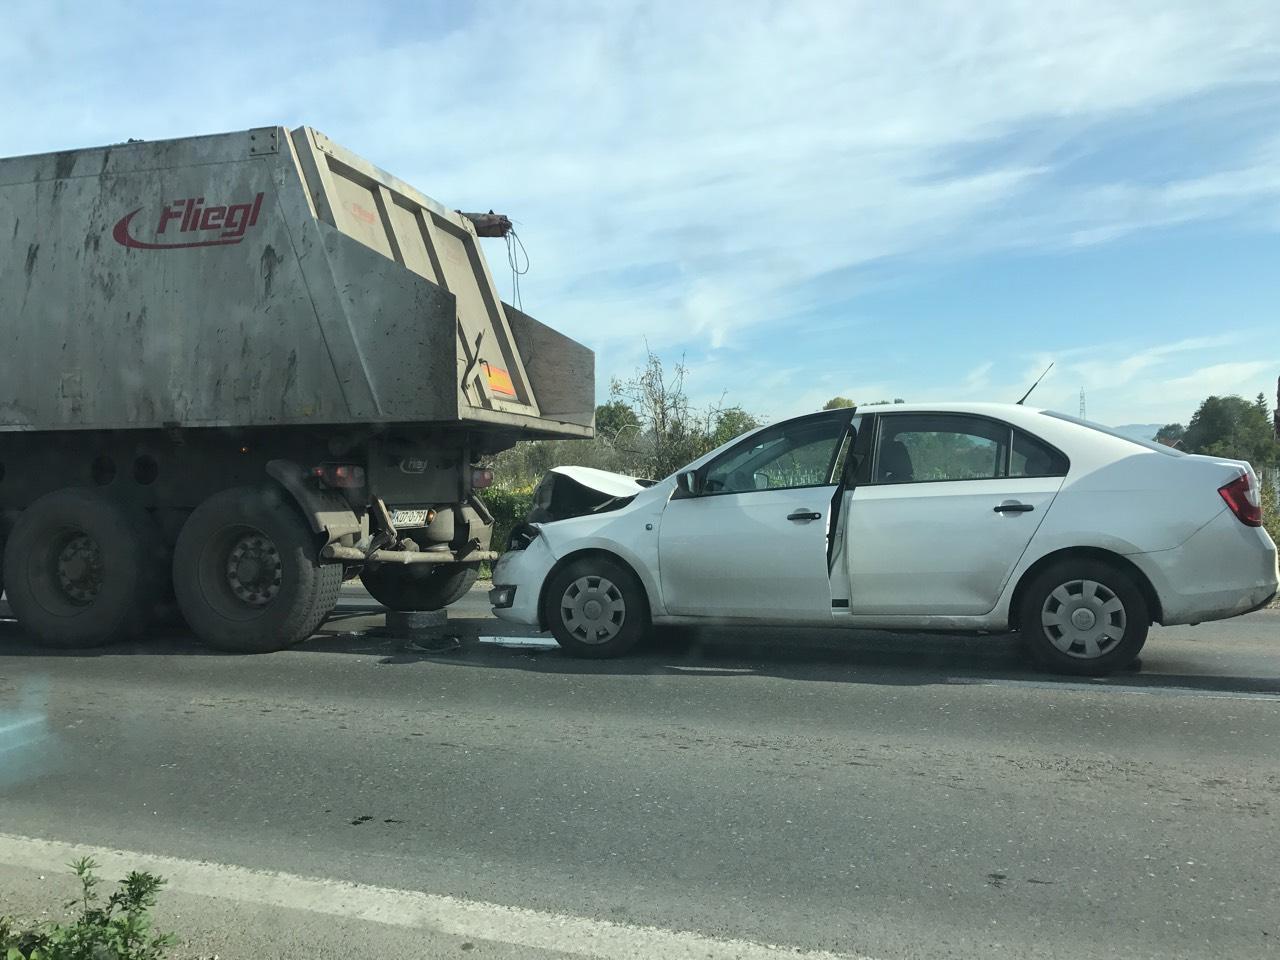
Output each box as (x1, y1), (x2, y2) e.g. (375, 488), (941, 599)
(1109, 423), (1163, 443)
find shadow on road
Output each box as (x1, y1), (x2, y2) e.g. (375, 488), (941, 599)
(3, 598), (1278, 696)
(396, 626), (1280, 695)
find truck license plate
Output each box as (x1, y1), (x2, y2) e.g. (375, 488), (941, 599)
(389, 509), (430, 527)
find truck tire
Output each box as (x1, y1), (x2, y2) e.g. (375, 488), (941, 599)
(1019, 559), (1149, 676)
(542, 555), (649, 658)
(2, 488), (163, 647)
(361, 561), (479, 611)
(173, 485), (342, 653)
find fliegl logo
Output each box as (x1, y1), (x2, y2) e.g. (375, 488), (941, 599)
(112, 193), (265, 250)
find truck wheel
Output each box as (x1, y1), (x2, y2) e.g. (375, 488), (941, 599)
(2, 488), (163, 647)
(542, 556), (649, 658)
(361, 562), (479, 611)
(173, 485), (342, 653)
(1019, 559), (1149, 676)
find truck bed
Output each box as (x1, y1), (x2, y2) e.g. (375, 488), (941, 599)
(0, 126), (594, 438)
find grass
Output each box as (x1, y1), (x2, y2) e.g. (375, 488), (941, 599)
(1, 859), (174, 960)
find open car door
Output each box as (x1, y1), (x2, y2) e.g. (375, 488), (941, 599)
(657, 410), (855, 621)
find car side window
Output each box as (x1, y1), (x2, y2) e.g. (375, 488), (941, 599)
(1010, 429), (1069, 477)
(702, 416), (849, 494)
(873, 414), (1009, 484)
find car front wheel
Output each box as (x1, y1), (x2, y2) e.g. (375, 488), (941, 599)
(1019, 559), (1149, 676)
(543, 556), (649, 658)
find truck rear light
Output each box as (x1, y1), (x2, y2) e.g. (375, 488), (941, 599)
(471, 468), (494, 490)
(1218, 473), (1263, 527)
(312, 463), (366, 489)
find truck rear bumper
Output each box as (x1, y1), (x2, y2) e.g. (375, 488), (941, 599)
(321, 545), (499, 564)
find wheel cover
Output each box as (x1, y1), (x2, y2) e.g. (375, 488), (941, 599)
(1040, 578), (1126, 659)
(224, 532), (283, 608)
(53, 533), (104, 606)
(560, 575), (626, 644)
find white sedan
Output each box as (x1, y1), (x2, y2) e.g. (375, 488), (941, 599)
(490, 402), (1278, 675)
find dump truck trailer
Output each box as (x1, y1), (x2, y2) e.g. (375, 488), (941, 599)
(0, 126), (594, 651)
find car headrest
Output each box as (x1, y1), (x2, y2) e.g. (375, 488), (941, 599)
(879, 438), (914, 482)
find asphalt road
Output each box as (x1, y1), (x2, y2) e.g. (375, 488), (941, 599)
(1, 586), (1277, 959)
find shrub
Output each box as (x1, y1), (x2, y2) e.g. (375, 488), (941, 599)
(0, 858), (174, 960)
(1262, 473), (1279, 551)
(482, 484), (535, 558)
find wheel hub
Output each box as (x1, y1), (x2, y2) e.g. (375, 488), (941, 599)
(1070, 607), (1097, 630)
(55, 534), (104, 605)
(1041, 578), (1127, 659)
(561, 575), (626, 644)
(225, 533), (283, 608)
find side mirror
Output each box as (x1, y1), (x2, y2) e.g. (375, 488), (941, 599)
(676, 469), (702, 496)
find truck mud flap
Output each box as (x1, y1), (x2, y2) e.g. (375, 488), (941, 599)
(266, 459), (361, 544)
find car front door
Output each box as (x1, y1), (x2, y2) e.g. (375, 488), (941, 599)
(842, 413), (1068, 616)
(658, 410), (854, 620)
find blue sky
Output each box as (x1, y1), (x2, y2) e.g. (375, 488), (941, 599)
(4, 0), (1279, 427)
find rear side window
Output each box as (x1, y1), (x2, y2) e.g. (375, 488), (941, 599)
(871, 414), (1069, 484)
(874, 414), (1008, 483)
(1010, 429), (1069, 478)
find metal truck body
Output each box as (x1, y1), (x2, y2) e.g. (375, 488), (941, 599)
(0, 126), (594, 651)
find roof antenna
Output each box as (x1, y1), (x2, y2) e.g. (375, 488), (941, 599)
(1016, 362), (1054, 405)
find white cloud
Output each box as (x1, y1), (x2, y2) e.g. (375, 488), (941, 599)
(928, 342), (1280, 426)
(3, 0), (1279, 424)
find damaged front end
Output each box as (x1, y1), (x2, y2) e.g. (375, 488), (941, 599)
(506, 466), (653, 550)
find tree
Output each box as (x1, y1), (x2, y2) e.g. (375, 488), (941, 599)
(1155, 423), (1185, 448)
(611, 350), (711, 478)
(492, 349), (761, 485)
(1182, 394), (1279, 469)
(822, 396), (855, 410)
(594, 400), (640, 443)
(710, 405), (761, 448)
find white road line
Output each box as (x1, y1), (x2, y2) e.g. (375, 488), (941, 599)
(0, 833), (875, 960)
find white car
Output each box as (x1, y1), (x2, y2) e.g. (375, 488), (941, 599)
(490, 403), (1278, 675)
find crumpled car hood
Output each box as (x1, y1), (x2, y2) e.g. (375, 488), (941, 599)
(527, 466), (652, 524)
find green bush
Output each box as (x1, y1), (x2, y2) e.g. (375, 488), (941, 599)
(1, 858), (174, 960)
(1262, 475), (1279, 549)
(482, 484), (535, 559)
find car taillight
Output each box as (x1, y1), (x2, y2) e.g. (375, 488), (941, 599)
(471, 468), (494, 490)
(312, 463), (366, 489)
(1218, 473), (1263, 527)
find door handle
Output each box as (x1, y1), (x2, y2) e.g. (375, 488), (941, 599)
(787, 510), (822, 521)
(993, 501), (1034, 513)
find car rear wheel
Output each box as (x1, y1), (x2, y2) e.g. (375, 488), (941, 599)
(173, 485), (342, 653)
(2, 488), (164, 647)
(543, 556), (648, 658)
(1020, 559), (1149, 676)
(361, 561), (480, 611)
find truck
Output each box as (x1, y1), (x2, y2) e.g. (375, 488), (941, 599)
(0, 126), (595, 651)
